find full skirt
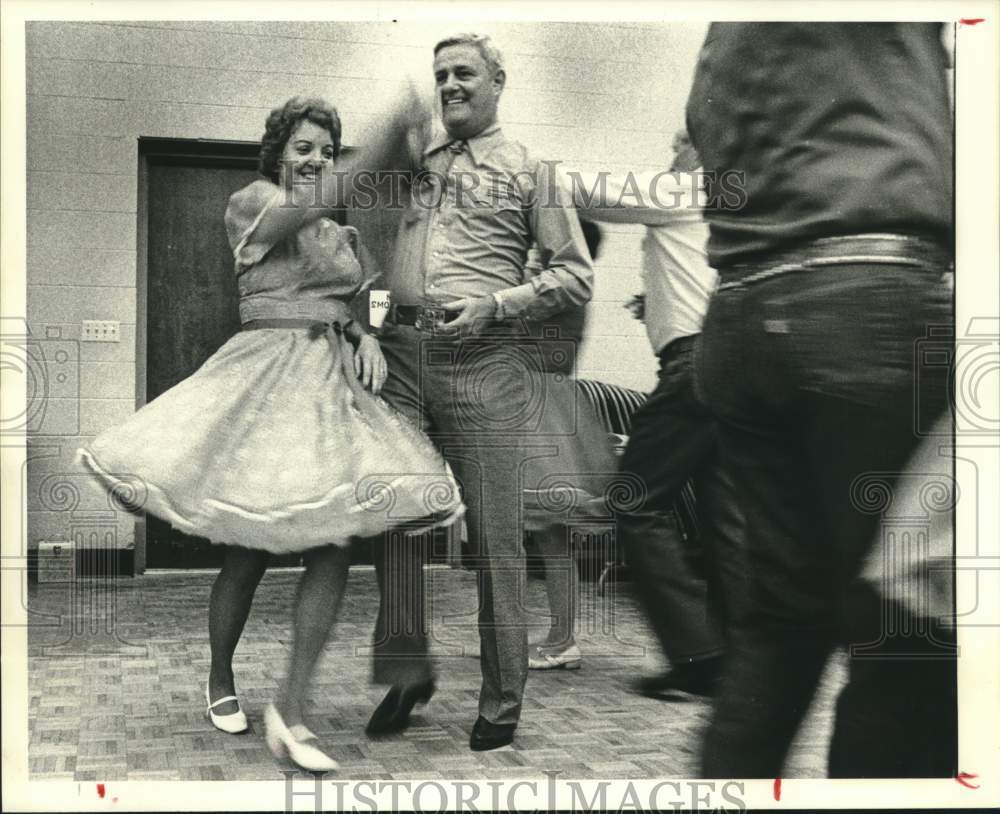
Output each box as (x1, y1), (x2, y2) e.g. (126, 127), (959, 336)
(79, 328), (463, 553)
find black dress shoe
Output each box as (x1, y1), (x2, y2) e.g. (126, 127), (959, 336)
(469, 716), (516, 751)
(365, 679), (436, 735)
(633, 656), (724, 699)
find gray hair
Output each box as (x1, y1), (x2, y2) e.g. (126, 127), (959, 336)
(433, 33), (505, 76)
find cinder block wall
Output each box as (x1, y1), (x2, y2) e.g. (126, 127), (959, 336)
(24, 19), (707, 559)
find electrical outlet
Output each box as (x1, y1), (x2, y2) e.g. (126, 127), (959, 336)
(81, 320), (121, 342)
(37, 540), (75, 583)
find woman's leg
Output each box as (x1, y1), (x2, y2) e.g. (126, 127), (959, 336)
(208, 545), (269, 714)
(536, 526), (577, 650)
(276, 544), (351, 727)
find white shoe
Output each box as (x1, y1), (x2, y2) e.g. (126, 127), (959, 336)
(528, 643), (583, 670)
(205, 683), (249, 734)
(264, 704), (338, 772)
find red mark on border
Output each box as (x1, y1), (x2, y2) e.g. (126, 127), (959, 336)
(956, 772), (980, 789)
(773, 778), (782, 801)
(96, 784), (106, 798)
(959, 18), (985, 25)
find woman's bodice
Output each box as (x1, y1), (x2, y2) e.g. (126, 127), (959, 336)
(225, 180), (365, 323)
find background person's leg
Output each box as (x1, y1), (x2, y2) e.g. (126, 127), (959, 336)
(829, 586), (958, 777)
(801, 396), (956, 779)
(619, 347), (728, 670)
(829, 411), (958, 778)
(533, 525), (578, 654)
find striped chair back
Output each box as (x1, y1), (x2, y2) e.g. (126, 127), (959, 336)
(575, 379), (648, 436)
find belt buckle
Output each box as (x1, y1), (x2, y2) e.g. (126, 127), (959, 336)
(415, 306), (446, 333)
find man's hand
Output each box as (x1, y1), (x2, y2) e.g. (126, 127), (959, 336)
(438, 295), (498, 336)
(353, 334), (388, 394)
(395, 77), (435, 140)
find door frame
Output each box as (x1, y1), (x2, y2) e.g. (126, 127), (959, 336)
(134, 138), (259, 573)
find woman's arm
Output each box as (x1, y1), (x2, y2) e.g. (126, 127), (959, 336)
(241, 87), (429, 248)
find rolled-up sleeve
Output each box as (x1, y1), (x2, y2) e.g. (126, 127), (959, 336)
(567, 168), (698, 227)
(494, 161), (594, 320)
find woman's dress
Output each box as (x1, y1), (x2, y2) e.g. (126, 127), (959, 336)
(79, 180), (463, 553)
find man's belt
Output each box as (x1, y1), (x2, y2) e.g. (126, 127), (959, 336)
(385, 304), (459, 332)
(658, 333), (698, 364)
(383, 307), (578, 375)
(716, 233), (953, 291)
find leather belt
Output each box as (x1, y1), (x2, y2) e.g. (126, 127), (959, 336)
(385, 304), (458, 332)
(242, 318), (352, 335)
(716, 233), (953, 292)
(658, 334), (698, 363)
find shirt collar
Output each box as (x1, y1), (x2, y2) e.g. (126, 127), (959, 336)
(424, 124), (504, 166)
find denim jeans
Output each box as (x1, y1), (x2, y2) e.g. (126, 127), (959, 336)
(696, 263), (955, 777)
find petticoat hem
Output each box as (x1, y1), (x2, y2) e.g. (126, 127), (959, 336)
(78, 448), (466, 553)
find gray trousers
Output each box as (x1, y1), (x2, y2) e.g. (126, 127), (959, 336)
(369, 322), (573, 725)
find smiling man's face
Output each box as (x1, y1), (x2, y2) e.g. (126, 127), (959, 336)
(433, 43), (505, 140)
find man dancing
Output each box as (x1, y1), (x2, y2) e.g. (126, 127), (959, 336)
(687, 23), (956, 777)
(364, 32), (595, 751)
(567, 131), (747, 699)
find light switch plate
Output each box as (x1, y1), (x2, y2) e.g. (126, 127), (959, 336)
(81, 320), (120, 342)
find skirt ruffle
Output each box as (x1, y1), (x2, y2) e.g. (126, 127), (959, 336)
(79, 328), (463, 553)
(518, 374), (624, 532)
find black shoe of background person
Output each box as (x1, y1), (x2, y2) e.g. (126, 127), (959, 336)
(365, 678), (436, 735)
(469, 716), (516, 751)
(633, 656), (724, 699)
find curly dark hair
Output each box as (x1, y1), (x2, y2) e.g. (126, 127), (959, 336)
(258, 96), (342, 183)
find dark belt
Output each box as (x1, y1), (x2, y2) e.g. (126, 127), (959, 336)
(242, 317), (352, 336)
(385, 304), (458, 332)
(658, 334), (698, 363)
(241, 317), (368, 403)
(716, 233), (953, 291)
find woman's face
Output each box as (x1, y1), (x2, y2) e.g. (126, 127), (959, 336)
(280, 119), (336, 182)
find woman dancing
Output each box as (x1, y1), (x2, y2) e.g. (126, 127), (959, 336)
(80, 94), (461, 771)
